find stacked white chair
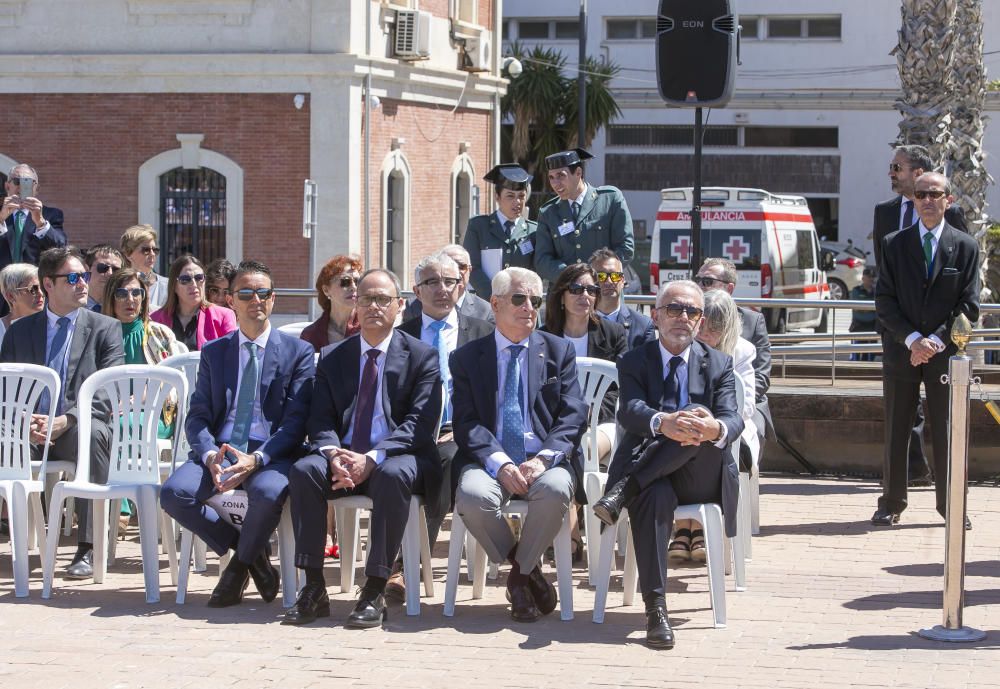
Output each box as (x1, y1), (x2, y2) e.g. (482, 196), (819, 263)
(0, 364), (59, 597)
(733, 374), (759, 559)
(277, 321), (312, 339)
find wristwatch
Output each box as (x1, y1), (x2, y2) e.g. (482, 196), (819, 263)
(712, 423), (724, 443)
(252, 451), (264, 471)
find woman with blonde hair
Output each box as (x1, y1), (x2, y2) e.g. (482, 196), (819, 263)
(121, 224), (168, 309)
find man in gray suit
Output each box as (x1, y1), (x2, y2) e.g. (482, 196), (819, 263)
(463, 164), (537, 299)
(403, 244), (493, 322)
(534, 148), (634, 282)
(0, 246), (125, 578)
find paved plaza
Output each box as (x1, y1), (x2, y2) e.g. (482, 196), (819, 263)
(1, 474), (998, 689)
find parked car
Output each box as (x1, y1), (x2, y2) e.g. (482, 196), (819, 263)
(820, 240), (868, 300)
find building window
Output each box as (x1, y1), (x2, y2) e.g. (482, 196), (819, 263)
(554, 21), (579, 39)
(740, 17), (759, 39)
(452, 0), (476, 26)
(518, 21), (549, 39)
(765, 16), (841, 40)
(512, 18), (580, 41)
(159, 167), (227, 271)
(606, 17), (656, 40)
(606, 125), (838, 149)
(744, 127), (838, 148)
(453, 173), (471, 244)
(385, 172), (406, 277)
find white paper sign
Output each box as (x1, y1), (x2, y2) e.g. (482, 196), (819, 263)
(205, 489), (249, 531)
(481, 248), (503, 279)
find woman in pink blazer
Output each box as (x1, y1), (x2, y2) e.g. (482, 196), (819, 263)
(150, 254), (237, 350)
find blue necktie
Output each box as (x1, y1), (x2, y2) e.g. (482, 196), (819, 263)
(500, 345), (525, 464)
(661, 356), (683, 413)
(40, 316), (70, 415)
(429, 320), (451, 425)
(228, 341), (259, 452)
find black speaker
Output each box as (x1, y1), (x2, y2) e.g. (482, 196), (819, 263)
(656, 0), (737, 107)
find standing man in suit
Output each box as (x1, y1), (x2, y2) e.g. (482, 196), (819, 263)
(1, 164), (67, 317)
(160, 260), (315, 608)
(871, 145), (967, 485)
(386, 251), (493, 601)
(403, 244), (493, 322)
(451, 267), (587, 622)
(0, 246), (124, 578)
(593, 279), (742, 649)
(873, 172), (979, 526)
(84, 245), (124, 312)
(590, 247), (656, 350)
(694, 257), (772, 444)
(533, 148), (634, 282)
(464, 164), (537, 299)
(284, 269), (442, 627)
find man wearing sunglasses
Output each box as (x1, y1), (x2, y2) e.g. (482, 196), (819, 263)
(589, 247), (656, 350)
(84, 244), (124, 313)
(286, 268), (442, 628)
(533, 148), (634, 283)
(403, 244), (493, 323)
(451, 267), (587, 623)
(0, 164), (67, 318)
(1, 246), (125, 579)
(874, 172), (979, 529)
(593, 280), (742, 649)
(161, 260), (315, 610)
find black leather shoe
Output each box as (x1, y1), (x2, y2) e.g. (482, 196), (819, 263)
(508, 582), (540, 622)
(645, 606), (675, 649)
(248, 553), (280, 603)
(207, 567), (250, 608)
(345, 586), (387, 629)
(65, 550), (94, 580)
(527, 566), (557, 616)
(282, 581), (330, 625)
(593, 477), (635, 526)
(871, 509), (901, 526)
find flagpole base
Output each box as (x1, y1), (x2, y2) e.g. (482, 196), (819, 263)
(918, 625), (986, 642)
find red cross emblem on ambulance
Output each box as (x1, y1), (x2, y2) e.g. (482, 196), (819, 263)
(723, 236), (749, 262)
(671, 236), (691, 262)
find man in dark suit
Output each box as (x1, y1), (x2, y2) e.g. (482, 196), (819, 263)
(403, 244), (494, 323)
(84, 245), (124, 312)
(1, 164), (67, 317)
(284, 268), (442, 627)
(160, 261), (315, 608)
(593, 279), (743, 649)
(871, 145), (968, 485)
(0, 246), (124, 578)
(451, 267), (587, 623)
(873, 172), (979, 526)
(590, 248), (656, 351)
(463, 164), (537, 299)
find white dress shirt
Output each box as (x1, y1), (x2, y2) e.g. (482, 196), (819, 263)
(904, 218), (947, 352)
(216, 325), (273, 464)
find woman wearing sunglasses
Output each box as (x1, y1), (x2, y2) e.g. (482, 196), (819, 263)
(0, 262), (45, 340)
(300, 254), (361, 353)
(120, 224), (168, 310)
(150, 254), (237, 351)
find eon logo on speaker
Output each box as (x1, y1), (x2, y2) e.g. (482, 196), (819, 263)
(681, 20), (704, 28)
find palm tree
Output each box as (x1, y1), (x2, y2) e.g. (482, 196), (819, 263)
(563, 56), (623, 150)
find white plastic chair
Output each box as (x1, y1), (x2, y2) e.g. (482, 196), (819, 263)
(443, 503), (575, 621)
(733, 374), (759, 558)
(575, 356), (619, 584)
(277, 321), (311, 339)
(0, 364), (59, 597)
(42, 365), (187, 603)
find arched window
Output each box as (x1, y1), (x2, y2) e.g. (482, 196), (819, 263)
(381, 148), (411, 285)
(451, 153), (476, 245)
(0, 153), (20, 189)
(159, 167), (227, 269)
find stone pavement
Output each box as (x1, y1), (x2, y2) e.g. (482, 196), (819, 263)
(1, 475), (998, 689)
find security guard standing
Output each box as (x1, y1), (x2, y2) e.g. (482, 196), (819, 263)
(463, 164), (537, 298)
(533, 148), (634, 283)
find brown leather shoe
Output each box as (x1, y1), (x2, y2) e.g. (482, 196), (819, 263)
(384, 569), (406, 604)
(508, 582), (540, 622)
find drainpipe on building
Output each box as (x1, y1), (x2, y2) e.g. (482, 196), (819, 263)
(363, 0), (373, 270)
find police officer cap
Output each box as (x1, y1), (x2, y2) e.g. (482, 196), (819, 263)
(483, 164), (532, 190)
(545, 148), (595, 170)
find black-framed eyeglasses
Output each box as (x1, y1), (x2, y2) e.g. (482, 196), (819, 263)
(418, 277), (460, 290)
(114, 287), (145, 301)
(53, 272), (90, 285)
(657, 303), (704, 321)
(14, 284), (42, 297)
(567, 283), (600, 297)
(509, 293), (543, 309)
(914, 189), (947, 200)
(596, 271), (624, 284)
(177, 273), (206, 285)
(337, 275), (359, 288)
(358, 294), (398, 309)
(94, 262), (120, 275)
(694, 276), (733, 289)
(889, 163), (906, 173)
(235, 288), (274, 302)
(140, 245), (160, 255)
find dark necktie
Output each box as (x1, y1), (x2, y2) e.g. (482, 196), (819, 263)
(351, 349), (381, 454)
(923, 231), (935, 278)
(571, 201), (581, 221)
(901, 200), (914, 230)
(661, 355), (683, 413)
(12, 211), (26, 263)
(503, 219), (514, 238)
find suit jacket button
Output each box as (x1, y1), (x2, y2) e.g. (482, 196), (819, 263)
(574, 230), (580, 236)
(576, 244), (582, 249)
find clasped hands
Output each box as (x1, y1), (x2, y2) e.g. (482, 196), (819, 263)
(29, 414), (70, 445)
(1, 194), (45, 226)
(326, 448), (375, 491)
(497, 458), (546, 496)
(658, 407), (721, 446)
(909, 337), (941, 367)
(206, 443), (257, 493)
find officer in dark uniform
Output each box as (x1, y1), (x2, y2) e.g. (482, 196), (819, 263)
(463, 164), (537, 299)
(533, 148), (634, 283)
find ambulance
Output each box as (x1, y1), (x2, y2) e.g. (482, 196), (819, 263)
(650, 187), (832, 333)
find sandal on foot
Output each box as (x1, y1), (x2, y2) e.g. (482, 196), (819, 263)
(689, 528), (707, 563)
(668, 527), (693, 561)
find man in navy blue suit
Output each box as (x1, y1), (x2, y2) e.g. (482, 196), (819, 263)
(284, 268), (442, 628)
(451, 267), (587, 623)
(160, 260), (315, 609)
(589, 247), (655, 351)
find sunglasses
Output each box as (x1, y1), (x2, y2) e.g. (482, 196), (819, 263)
(114, 287), (145, 301)
(235, 288), (274, 301)
(14, 284), (42, 297)
(418, 277), (460, 290)
(139, 245), (160, 255)
(509, 293), (543, 309)
(177, 273), (206, 285)
(596, 271), (624, 284)
(914, 189), (947, 200)
(657, 303), (704, 321)
(206, 286), (228, 298)
(889, 163), (906, 173)
(694, 276), (733, 288)
(337, 275), (359, 288)
(567, 283), (600, 297)
(94, 262), (120, 275)
(53, 272), (91, 285)
(357, 294), (398, 309)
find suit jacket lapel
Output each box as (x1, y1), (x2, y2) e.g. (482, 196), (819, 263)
(223, 334), (240, 414)
(527, 332), (544, 427)
(260, 330), (280, 404)
(688, 342), (706, 402)
(29, 311), (47, 364)
(645, 340), (663, 407)
(576, 186), (599, 223)
(382, 332), (407, 423)
(340, 336), (361, 430)
(488, 212), (508, 245)
(906, 226), (926, 276)
(456, 312), (472, 346)
(65, 311), (92, 390)
(888, 197), (902, 231)
(509, 217), (529, 244)
(929, 224), (955, 286)
(478, 336), (498, 433)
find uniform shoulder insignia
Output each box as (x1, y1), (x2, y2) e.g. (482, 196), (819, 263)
(539, 196), (559, 210)
(595, 185), (620, 195)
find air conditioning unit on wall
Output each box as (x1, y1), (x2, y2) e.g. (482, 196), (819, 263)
(394, 9), (431, 60)
(460, 31), (490, 72)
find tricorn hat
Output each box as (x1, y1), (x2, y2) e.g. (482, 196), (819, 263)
(483, 164), (532, 190)
(545, 148), (595, 170)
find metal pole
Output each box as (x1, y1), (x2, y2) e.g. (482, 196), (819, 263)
(690, 107), (703, 278)
(830, 306), (836, 385)
(363, 0), (372, 270)
(577, 0), (587, 148)
(918, 328), (985, 641)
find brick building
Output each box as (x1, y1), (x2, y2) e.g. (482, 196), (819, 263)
(0, 0), (505, 316)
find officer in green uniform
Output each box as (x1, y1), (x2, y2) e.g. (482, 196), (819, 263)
(462, 163), (537, 298)
(533, 148), (634, 283)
